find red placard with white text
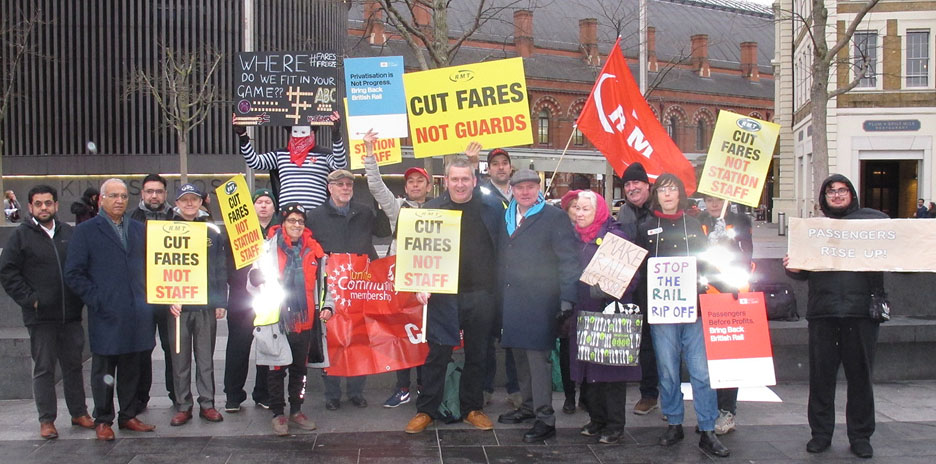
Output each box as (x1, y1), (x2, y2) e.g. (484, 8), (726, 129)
(700, 292), (776, 388)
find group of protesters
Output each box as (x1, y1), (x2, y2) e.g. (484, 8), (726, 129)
(0, 118), (884, 459)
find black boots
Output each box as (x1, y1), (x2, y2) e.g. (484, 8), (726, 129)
(699, 430), (730, 457)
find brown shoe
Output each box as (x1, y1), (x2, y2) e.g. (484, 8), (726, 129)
(39, 422), (58, 439)
(95, 423), (115, 441)
(71, 415), (95, 429)
(405, 413), (433, 434)
(289, 412), (317, 431)
(633, 397), (659, 415)
(170, 409), (193, 426)
(118, 417), (156, 432)
(199, 408), (224, 422)
(463, 410), (494, 431)
(272, 416), (289, 436)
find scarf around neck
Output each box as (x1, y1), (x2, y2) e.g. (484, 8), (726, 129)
(288, 134), (316, 166)
(277, 230), (309, 326)
(505, 192), (545, 236)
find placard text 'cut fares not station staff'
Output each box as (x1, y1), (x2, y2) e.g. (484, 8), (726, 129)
(146, 221), (208, 305)
(403, 57), (533, 158)
(394, 209), (462, 294)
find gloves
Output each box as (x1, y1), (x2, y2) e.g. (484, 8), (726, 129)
(234, 124), (247, 136)
(247, 269), (265, 287)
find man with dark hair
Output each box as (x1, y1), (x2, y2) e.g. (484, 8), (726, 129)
(0, 185), (94, 439)
(130, 173), (175, 410)
(784, 174), (887, 459)
(916, 199), (928, 218)
(65, 178), (156, 440)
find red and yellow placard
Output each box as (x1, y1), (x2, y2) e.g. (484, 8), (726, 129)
(215, 175), (264, 269)
(697, 111), (779, 207)
(146, 221), (208, 304)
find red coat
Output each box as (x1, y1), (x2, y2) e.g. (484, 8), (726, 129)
(267, 225), (326, 332)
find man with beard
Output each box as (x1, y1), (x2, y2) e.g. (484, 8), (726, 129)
(0, 185), (94, 439)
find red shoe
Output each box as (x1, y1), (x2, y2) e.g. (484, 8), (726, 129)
(95, 423), (115, 441)
(170, 409), (193, 426)
(118, 417), (156, 432)
(199, 408), (224, 422)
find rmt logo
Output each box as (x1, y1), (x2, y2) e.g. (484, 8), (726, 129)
(449, 70), (474, 83)
(224, 181), (237, 195)
(736, 118), (761, 132)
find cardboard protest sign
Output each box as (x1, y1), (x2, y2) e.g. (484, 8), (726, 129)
(146, 221), (208, 305)
(234, 51), (338, 126)
(325, 255), (429, 377)
(647, 256), (698, 324)
(580, 234), (648, 299)
(787, 217), (936, 272)
(394, 208), (462, 293)
(343, 56), (408, 138)
(343, 98), (402, 170)
(697, 111), (780, 207)
(215, 175), (264, 269)
(403, 57), (532, 158)
(701, 292), (776, 388)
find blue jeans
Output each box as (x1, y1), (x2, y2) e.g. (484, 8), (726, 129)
(650, 318), (718, 431)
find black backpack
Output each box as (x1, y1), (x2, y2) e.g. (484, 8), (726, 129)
(751, 282), (799, 321)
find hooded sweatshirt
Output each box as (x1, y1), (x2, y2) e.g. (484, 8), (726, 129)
(788, 174), (888, 319)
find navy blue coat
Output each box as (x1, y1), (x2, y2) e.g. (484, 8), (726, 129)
(423, 192), (504, 346)
(499, 204), (580, 350)
(64, 214), (155, 355)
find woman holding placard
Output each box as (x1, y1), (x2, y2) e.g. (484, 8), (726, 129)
(565, 189), (641, 445)
(636, 174), (729, 458)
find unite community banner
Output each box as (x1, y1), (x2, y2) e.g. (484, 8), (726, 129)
(403, 57), (532, 158)
(215, 175), (264, 269)
(787, 217), (936, 272)
(696, 111), (780, 207)
(146, 221), (208, 305)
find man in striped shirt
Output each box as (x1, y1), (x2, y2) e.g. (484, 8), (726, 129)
(236, 111), (347, 210)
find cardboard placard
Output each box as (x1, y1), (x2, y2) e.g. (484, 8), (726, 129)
(403, 57), (532, 158)
(701, 292), (776, 388)
(234, 51), (338, 126)
(579, 234), (648, 299)
(787, 217), (936, 272)
(697, 111), (780, 207)
(215, 175), (264, 269)
(394, 209), (462, 293)
(146, 221), (208, 305)
(343, 56), (408, 138)
(647, 256), (698, 324)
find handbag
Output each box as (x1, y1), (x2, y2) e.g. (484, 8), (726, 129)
(575, 302), (642, 366)
(869, 292), (891, 323)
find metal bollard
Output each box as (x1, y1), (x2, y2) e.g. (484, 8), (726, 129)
(778, 212), (786, 236)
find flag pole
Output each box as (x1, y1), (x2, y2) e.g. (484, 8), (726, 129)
(544, 127), (578, 198)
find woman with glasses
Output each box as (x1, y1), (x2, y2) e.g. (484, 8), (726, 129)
(636, 174), (729, 458)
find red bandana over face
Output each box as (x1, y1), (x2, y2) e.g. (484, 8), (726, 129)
(288, 133), (316, 166)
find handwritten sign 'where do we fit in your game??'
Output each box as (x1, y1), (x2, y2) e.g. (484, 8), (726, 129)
(234, 51), (338, 126)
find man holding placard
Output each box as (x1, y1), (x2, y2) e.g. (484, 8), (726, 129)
(404, 155), (505, 434)
(783, 174), (887, 459)
(637, 174), (729, 458)
(165, 184), (229, 427)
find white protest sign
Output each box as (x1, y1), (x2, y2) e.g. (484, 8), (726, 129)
(647, 256), (698, 324)
(580, 234), (648, 299)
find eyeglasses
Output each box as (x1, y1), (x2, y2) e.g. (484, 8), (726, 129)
(825, 188), (850, 197)
(329, 181), (354, 188)
(104, 193), (128, 200)
(285, 218), (305, 225)
(143, 189), (165, 196)
(657, 185), (679, 193)
(31, 200), (55, 208)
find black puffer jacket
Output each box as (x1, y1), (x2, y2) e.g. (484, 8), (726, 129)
(0, 219), (84, 326)
(787, 174), (887, 320)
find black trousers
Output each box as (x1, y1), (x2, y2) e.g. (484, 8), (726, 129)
(638, 309), (659, 399)
(558, 337), (575, 401)
(808, 317), (879, 443)
(137, 308), (175, 405)
(27, 322), (88, 423)
(417, 290), (495, 417)
(91, 350), (145, 425)
(267, 329), (312, 416)
(395, 366), (423, 390)
(223, 308), (269, 404)
(584, 380), (628, 432)
(717, 388), (739, 414)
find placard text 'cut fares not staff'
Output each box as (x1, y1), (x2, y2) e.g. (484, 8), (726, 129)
(146, 221), (208, 305)
(394, 209), (462, 294)
(403, 57), (532, 158)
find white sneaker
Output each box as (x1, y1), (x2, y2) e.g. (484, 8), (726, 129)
(714, 410), (736, 435)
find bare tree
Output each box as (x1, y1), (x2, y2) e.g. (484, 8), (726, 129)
(125, 47), (224, 183)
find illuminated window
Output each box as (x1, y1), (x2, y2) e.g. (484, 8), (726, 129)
(538, 109), (550, 145)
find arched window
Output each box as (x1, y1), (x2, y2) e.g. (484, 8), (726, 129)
(538, 109), (550, 145)
(695, 119), (708, 150)
(667, 116), (678, 144)
(573, 126), (584, 146)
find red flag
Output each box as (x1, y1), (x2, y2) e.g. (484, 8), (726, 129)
(576, 38), (697, 193)
(324, 254), (429, 377)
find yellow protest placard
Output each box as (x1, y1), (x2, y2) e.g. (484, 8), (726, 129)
(403, 57), (533, 158)
(146, 221), (208, 304)
(697, 111), (780, 207)
(344, 98), (402, 170)
(215, 175), (264, 269)
(394, 208), (462, 293)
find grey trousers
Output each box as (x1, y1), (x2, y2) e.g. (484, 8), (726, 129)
(323, 373), (366, 401)
(168, 310), (217, 411)
(516, 348), (556, 426)
(28, 322), (88, 422)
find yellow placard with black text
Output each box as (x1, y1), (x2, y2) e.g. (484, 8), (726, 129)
(344, 98), (402, 170)
(146, 221), (208, 304)
(215, 175), (264, 269)
(697, 111), (780, 207)
(394, 209), (461, 293)
(403, 57), (532, 158)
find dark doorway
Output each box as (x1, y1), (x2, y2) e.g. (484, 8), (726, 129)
(861, 161), (899, 217)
